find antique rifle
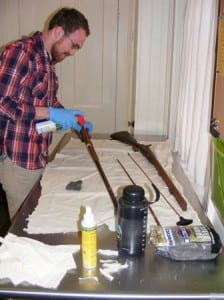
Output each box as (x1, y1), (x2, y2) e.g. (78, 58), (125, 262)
(111, 131), (187, 211)
(77, 125), (118, 212)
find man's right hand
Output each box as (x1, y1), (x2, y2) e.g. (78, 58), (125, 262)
(49, 107), (84, 131)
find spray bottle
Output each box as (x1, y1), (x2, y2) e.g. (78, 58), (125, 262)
(35, 115), (86, 134)
(81, 206), (97, 269)
(35, 120), (61, 134)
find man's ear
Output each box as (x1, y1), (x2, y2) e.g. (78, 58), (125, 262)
(53, 26), (64, 41)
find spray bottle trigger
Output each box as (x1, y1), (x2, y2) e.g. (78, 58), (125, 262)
(77, 115), (86, 126)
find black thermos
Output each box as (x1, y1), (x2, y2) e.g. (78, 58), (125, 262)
(117, 185), (148, 255)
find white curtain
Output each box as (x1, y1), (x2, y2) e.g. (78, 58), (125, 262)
(169, 0), (218, 198)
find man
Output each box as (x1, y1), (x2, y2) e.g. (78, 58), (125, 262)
(0, 7), (93, 220)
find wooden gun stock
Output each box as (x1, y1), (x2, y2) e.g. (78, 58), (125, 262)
(111, 131), (187, 211)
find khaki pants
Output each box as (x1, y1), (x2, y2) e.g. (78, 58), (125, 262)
(0, 155), (43, 219)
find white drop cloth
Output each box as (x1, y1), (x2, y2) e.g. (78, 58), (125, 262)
(25, 138), (201, 234)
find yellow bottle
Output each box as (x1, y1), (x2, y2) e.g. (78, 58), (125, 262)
(81, 206), (97, 269)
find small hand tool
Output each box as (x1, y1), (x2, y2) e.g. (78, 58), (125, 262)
(66, 180), (83, 191)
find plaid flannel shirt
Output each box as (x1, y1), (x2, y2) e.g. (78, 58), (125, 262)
(0, 32), (62, 170)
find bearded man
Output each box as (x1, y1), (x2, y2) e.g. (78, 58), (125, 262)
(0, 7), (93, 219)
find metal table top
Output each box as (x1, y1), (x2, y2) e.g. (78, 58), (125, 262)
(0, 183), (224, 300)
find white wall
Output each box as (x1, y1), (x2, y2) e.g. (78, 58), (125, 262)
(0, 0), (136, 134)
(134, 0), (174, 137)
(0, 0), (178, 136)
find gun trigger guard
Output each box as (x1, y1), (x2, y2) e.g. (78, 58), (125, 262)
(132, 146), (139, 152)
(146, 144), (152, 148)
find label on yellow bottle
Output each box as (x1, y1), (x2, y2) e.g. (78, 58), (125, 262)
(82, 228), (97, 269)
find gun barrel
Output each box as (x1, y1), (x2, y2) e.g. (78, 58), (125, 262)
(80, 128), (118, 211)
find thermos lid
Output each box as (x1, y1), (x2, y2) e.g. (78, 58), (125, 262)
(123, 185), (145, 203)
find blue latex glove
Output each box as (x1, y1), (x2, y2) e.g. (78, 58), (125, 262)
(75, 115), (93, 133)
(84, 121), (93, 133)
(49, 107), (84, 131)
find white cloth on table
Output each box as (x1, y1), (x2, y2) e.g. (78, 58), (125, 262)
(0, 233), (79, 289)
(25, 139), (201, 234)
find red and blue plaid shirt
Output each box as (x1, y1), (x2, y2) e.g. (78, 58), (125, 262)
(0, 32), (62, 170)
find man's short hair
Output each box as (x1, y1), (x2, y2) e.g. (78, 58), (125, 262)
(49, 7), (90, 36)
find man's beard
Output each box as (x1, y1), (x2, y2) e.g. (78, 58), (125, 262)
(51, 44), (68, 63)
(51, 49), (64, 63)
